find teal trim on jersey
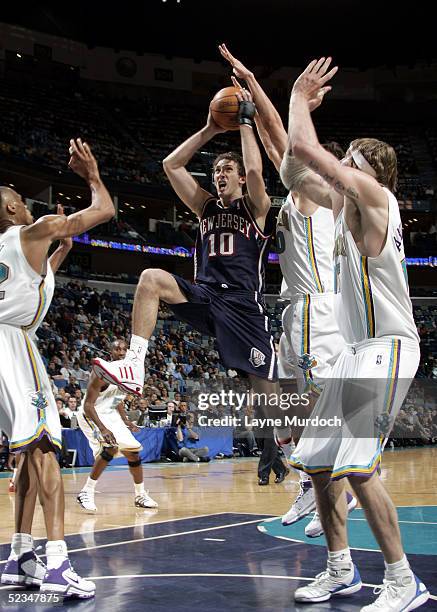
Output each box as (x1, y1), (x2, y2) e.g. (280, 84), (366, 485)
(401, 258), (409, 288)
(303, 217), (323, 293)
(258, 505), (437, 556)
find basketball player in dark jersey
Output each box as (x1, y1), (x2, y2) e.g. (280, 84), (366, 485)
(93, 91), (288, 483)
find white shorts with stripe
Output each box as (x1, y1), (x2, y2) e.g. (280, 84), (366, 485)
(289, 337), (420, 480)
(279, 292), (346, 394)
(77, 409), (142, 458)
(0, 324), (62, 452)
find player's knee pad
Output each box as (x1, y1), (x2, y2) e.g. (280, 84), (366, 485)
(127, 457), (141, 468)
(100, 448), (115, 462)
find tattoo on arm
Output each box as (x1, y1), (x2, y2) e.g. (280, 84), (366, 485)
(334, 180), (345, 191)
(309, 160), (319, 171)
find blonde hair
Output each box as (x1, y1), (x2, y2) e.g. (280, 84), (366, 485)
(349, 138), (398, 192)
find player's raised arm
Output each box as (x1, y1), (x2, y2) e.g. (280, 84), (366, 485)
(83, 371), (117, 446)
(219, 44), (288, 169)
(237, 89), (271, 220)
(163, 114), (225, 217)
(288, 58), (387, 216)
(48, 204), (73, 273)
(23, 139), (115, 244)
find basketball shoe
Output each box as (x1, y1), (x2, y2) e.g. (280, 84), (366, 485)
(282, 480), (316, 526)
(305, 492), (358, 538)
(76, 490), (97, 513)
(361, 573), (429, 611)
(92, 350), (144, 396)
(1, 550), (46, 587)
(294, 564), (362, 602)
(40, 560), (95, 599)
(135, 491), (158, 508)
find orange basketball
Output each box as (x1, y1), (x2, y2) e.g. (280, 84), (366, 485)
(210, 86), (240, 131)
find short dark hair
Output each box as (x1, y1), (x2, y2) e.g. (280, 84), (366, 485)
(212, 152), (245, 177)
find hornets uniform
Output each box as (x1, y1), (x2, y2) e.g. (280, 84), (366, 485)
(170, 196), (277, 380)
(77, 383), (142, 457)
(290, 188), (420, 479)
(277, 193), (345, 393)
(0, 225), (61, 452)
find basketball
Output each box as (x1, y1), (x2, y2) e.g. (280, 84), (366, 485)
(210, 86), (240, 131)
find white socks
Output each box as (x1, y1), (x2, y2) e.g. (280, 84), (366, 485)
(129, 335), (149, 362)
(83, 477), (97, 493)
(9, 533), (33, 560)
(134, 482), (145, 497)
(46, 540), (68, 570)
(327, 548), (353, 577)
(385, 555), (413, 581)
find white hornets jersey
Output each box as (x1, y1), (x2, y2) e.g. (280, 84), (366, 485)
(277, 193), (335, 297)
(333, 188), (419, 344)
(0, 225), (54, 329)
(81, 383), (126, 416)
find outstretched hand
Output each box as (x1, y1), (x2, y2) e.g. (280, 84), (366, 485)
(219, 43), (253, 81)
(68, 138), (100, 185)
(292, 57), (338, 110)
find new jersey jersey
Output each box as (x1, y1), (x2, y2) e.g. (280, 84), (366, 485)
(195, 196), (275, 292)
(277, 194), (335, 298)
(0, 225), (54, 329)
(80, 383), (126, 416)
(333, 188), (419, 344)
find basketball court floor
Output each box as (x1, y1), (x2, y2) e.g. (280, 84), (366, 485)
(0, 447), (436, 610)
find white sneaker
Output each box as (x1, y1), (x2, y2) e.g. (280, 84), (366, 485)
(294, 565), (362, 602)
(305, 493), (358, 538)
(1, 549), (47, 586)
(135, 491), (158, 508)
(77, 490), (97, 513)
(40, 559), (95, 599)
(282, 482), (316, 526)
(92, 353), (144, 396)
(361, 573), (429, 611)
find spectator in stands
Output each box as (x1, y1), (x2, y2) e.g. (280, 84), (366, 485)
(165, 401), (176, 425)
(136, 398), (149, 426)
(67, 397), (79, 414)
(71, 360), (88, 383)
(176, 414), (209, 462)
(177, 401), (189, 414)
(65, 376), (81, 396)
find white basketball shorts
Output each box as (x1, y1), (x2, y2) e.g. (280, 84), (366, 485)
(77, 408), (142, 458)
(0, 324), (62, 452)
(289, 337), (420, 480)
(279, 292), (346, 394)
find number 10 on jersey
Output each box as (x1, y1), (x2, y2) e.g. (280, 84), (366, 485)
(207, 232), (234, 257)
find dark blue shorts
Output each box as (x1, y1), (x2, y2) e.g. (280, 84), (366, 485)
(169, 276), (277, 382)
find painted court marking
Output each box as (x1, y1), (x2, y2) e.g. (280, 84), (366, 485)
(0, 511), (236, 548)
(0, 517), (265, 564)
(203, 538), (226, 542)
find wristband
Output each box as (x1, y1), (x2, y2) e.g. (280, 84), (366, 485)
(238, 100), (256, 126)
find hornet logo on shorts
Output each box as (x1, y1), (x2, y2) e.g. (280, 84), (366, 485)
(298, 353), (318, 371)
(30, 391), (48, 422)
(249, 347), (266, 368)
(374, 413), (392, 436)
